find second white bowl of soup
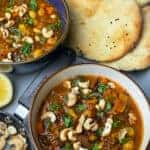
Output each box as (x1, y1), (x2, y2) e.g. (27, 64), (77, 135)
(29, 64), (150, 150)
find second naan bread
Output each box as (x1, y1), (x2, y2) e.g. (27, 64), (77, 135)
(136, 0), (150, 6)
(66, 0), (142, 62)
(103, 6), (150, 71)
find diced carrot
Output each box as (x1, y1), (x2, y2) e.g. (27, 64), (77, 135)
(112, 98), (127, 114)
(46, 6), (54, 15)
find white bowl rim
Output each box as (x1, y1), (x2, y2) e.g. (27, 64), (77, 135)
(29, 63), (150, 150)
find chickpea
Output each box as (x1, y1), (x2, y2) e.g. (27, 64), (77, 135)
(19, 24), (26, 33)
(123, 141), (134, 150)
(38, 8), (45, 16)
(127, 127), (135, 137)
(47, 37), (57, 45)
(33, 49), (43, 58)
(29, 10), (36, 18)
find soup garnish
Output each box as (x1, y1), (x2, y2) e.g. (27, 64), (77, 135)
(36, 75), (143, 150)
(0, 0), (62, 62)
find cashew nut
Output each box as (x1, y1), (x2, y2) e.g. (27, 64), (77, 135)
(108, 82), (115, 89)
(5, 12), (11, 20)
(128, 113), (137, 125)
(118, 128), (128, 142)
(8, 134), (27, 150)
(0, 121), (7, 135)
(102, 118), (113, 137)
(34, 35), (40, 42)
(42, 27), (53, 38)
(60, 128), (72, 141)
(14, 4), (28, 17)
(0, 136), (6, 150)
(7, 125), (17, 135)
(81, 88), (91, 95)
(19, 4), (28, 17)
(78, 81), (89, 89)
(12, 43), (22, 49)
(63, 80), (72, 89)
(83, 118), (98, 131)
(0, 27), (9, 39)
(73, 142), (88, 150)
(95, 99), (106, 110)
(66, 92), (77, 107)
(22, 36), (34, 44)
(41, 111), (56, 123)
(71, 87), (79, 94)
(73, 141), (81, 150)
(68, 130), (77, 141)
(4, 20), (15, 28)
(76, 114), (86, 133)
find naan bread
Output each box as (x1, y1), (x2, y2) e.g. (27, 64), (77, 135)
(103, 6), (150, 71)
(136, 0), (150, 6)
(66, 0), (142, 62)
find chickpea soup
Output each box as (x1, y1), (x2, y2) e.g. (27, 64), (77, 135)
(36, 75), (143, 150)
(0, 0), (62, 62)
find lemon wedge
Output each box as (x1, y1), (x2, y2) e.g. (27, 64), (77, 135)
(0, 74), (13, 108)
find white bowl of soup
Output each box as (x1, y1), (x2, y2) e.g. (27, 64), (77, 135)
(29, 64), (150, 150)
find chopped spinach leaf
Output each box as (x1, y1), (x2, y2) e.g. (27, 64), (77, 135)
(97, 111), (104, 119)
(47, 20), (62, 31)
(92, 143), (101, 150)
(29, 0), (38, 10)
(63, 114), (73, 128)
(120, 137), (130, 145)
(25, 15), (34, 25)
(49, 103), (62, 112)
(8, 0), (14, 7)
(105, 101), (112, 112)
(112, 120), (122, 128)
(75, 104), (86, 112)
(96, 128), (103, 137)
(61, 143), (72, 150)
(38, 34), (47, 44)
(97, 83), (108, 93)
(21, 42), (32, 55)
(9, 27), (22, 38)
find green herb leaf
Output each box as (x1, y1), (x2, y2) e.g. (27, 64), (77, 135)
(76, 104), (86, 112)
(29, 0), (38, 10)
(97, 83), (108, 93)
(25, 15), (34, 25)
(61, 143), (72, 150)
(96, 128), (103, 137)
(47, 20), (62, 31)
(96, 111), (104, 119)
(43, 118), (51, 131)
(105, 101), (112, 112)
(92, 143), (101, 150)
(9, 27), (22, 38)
(88, 92), (101, 98)
(8, 0), (14, 7)
(21, 42), (32, 55)
(112, 120), (122, 128)
(49, 103), (62, 112)
(120, 137), (130, 145)
(63, 114), (73, 128)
